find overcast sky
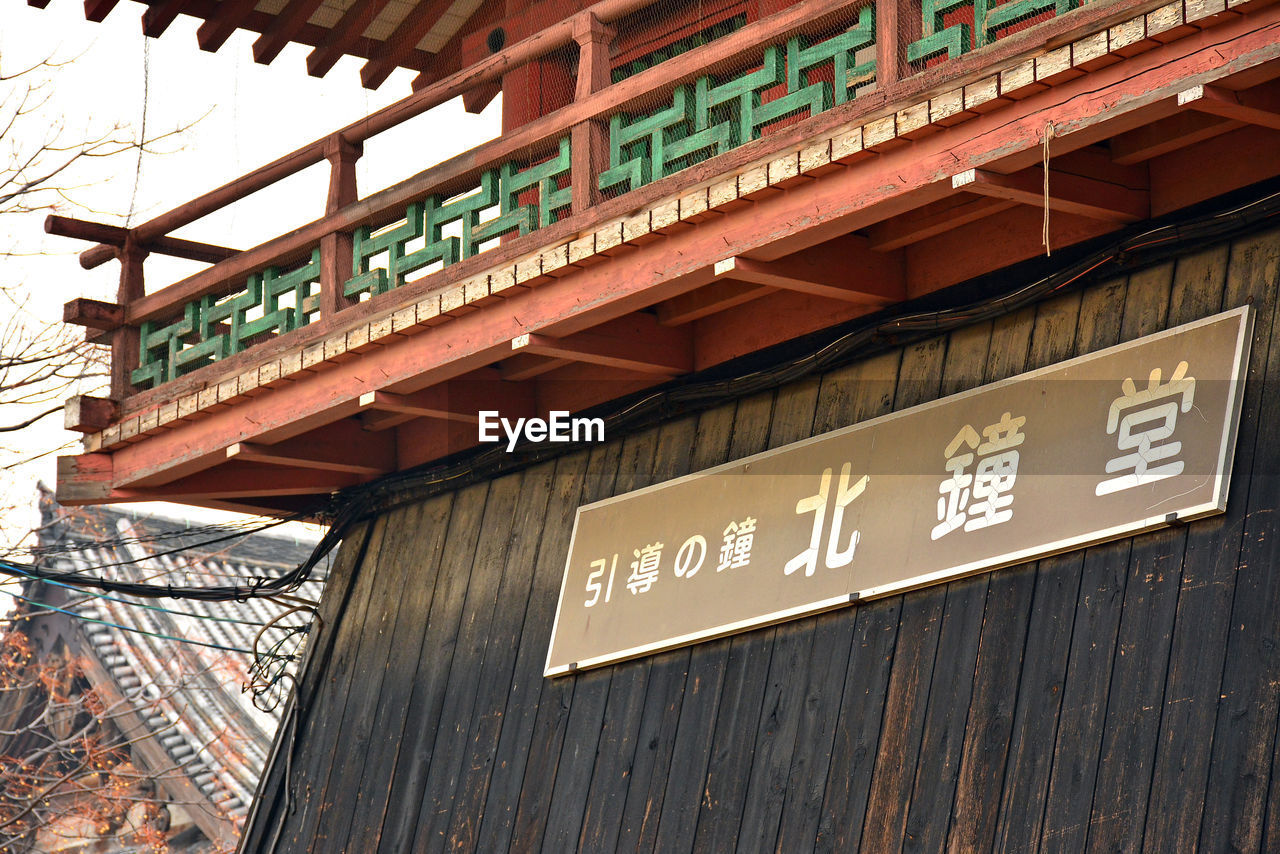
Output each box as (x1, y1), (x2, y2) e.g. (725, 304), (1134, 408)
(1, 0), (501, 551)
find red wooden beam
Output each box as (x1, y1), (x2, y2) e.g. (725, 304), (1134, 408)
(951, 167), (1149, 222)
(511, 328), (691, 375)
(64, 396), (117, 433)
(656, 280), (772, 325)
(46, 215), (238, 266)
(197, 0), (260, 52)
(115, 464), (361, 501)
(499, 354), (572, 381)
(866, 196), (1018, 251)
(252, 0), (328, 65)
(307, 0), (397, 78)
(1178, 82), (1280, 129)
(63, 297), (123, 330)
(67, 13), (1280, 495)
(83, 0), (117, 21)
(715, 256), (899, 303)
(360, 0), (460, 90)
(141, 0), (188, 38)
(227, 441), (389, 475)
(1109, 112), (1241, 164)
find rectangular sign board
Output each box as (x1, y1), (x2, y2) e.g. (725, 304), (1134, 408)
(545, 307), (1253, 676)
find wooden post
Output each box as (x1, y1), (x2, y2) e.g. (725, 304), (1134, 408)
(877, 0), (916, 90)
(111, 240), (147, 402)
(320, 134), (362, 318)
(571, 12), (615, 215)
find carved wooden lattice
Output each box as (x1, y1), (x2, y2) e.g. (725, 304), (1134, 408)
(908, 0), (1081, 64)
(345, 137), (572, 299)
(599, 8), (876, 195)
(132, 250), (321, 388)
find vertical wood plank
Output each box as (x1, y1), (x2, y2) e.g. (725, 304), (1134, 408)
(858, 334), (950, 852)
(733, 377), (824, 853)
(471, 447), (603, 852)
(650, 404), (740, 854)
(1146, 236), (1275, 852)
(529, 429), (664, 852)
(322, 495), (456, 852)
(1038, 263), (1165, 851)
(241, 521), (374, 854)
(1198, 228), (1280, 853)
(690, 391), (781, 852)
(972, 290), (1085, 850)
(900, 319), (998, 854)
(1083, 249), (1224, 853)
(610, 415), (719, 852)
(408, 473), (528, 853)
(370, 483), (492, 854)
(439, 461), (556, 851)
(775, 350), (901, 852)
(576, 420), (699, 854)
(282, 515), (392, 851)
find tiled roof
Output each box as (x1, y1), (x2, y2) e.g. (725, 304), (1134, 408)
(31, 490), (329, 845)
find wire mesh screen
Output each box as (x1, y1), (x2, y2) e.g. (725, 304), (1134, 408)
(904, 0), (1085, 74)
(595, 0), (879, 200)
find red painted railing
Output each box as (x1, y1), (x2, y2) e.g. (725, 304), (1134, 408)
(55, 0), (1162, 407)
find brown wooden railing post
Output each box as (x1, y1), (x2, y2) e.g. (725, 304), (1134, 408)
(320, 134), (362, 318)
(571, 12), (615, 215)
(111, 239), (147, 401)
(878, 0), (919, 89)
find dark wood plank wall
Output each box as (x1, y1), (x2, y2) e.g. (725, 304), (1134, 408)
(243, 224), (1280, 853)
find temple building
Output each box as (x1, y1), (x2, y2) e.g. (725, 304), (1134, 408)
(28, 0), (1280, 848)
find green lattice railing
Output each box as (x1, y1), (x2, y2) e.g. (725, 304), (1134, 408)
(909, 0), (1082, 64)
(130, 0), (1093, 390)
(132, 141), (573, 388)
(600, 8), (877, 195)
(133, 251), (322, 388)
(345, 137), (572, 301)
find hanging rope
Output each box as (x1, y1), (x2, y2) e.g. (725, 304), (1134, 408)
(1042, 121), (1055, 256)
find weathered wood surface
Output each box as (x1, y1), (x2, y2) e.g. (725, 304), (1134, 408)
(244, 226), (1280, 852)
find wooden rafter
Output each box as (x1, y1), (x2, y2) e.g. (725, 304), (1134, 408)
(356, 377), (533, 430)
(714, 257), (886, 303)
(656, 280), (772, 326)
(1109, 111), (1241, 164)
(307, 0), (397, 78)
(360, 0), (460, 90)
(63, 298), (124, 330)
(252, 0), (329, 65)
(46, 215), (238, 267)
(511, 329), (691, 376)
(952, 168), (1148, 222)
(196, 0), (260, 52)
(118, 463), (361, 500)
(141, 0), (189, 38)
(867, 196), (1018, 251)
(227, 442), (389, 476)
(64, 396), (117, 433)
(1178, 82), (1280, 130)
(83, 0), (118, 22)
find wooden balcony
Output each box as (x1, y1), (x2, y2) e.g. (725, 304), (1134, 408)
(55, 0), (1280, 514)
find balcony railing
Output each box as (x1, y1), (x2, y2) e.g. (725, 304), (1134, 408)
(58, 0), (1168, 408)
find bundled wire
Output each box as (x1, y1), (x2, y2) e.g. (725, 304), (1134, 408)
(0, 496), (353, 602)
